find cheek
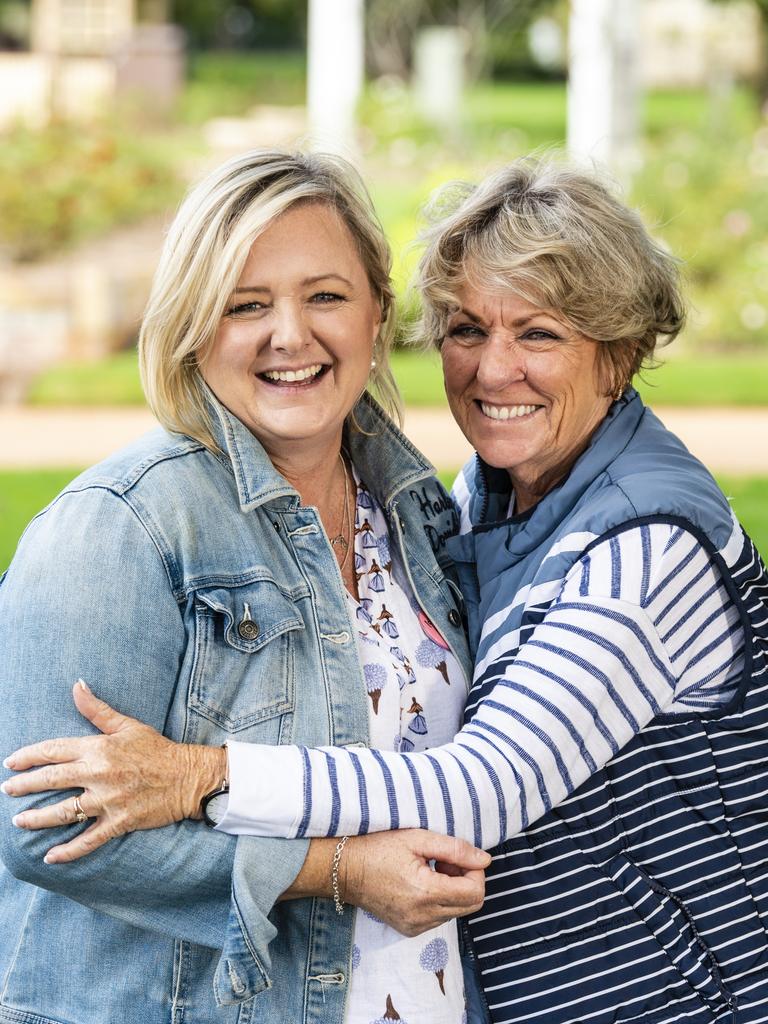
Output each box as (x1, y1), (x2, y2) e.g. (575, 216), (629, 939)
(441, 346), (475, 396)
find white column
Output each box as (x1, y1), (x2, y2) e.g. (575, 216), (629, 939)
(413, 27), (465, 130)
(307, 0), (364, 157)
(567, 0), (640, 178)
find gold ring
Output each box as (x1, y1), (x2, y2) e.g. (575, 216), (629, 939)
(72, 795), (87, 824)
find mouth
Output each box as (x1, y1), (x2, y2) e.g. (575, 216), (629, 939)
(477, 401), (543, 421)
(258, 364), (329, 387)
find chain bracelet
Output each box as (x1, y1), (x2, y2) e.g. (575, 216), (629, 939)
(331, 835), (350, 915)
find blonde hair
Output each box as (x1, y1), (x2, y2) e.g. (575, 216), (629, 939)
(415, 157), (686, 394)
(139, 149), (400, 450)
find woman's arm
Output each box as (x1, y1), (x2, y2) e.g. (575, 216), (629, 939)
(6, 518), (742, 854)
(3, 680), (489, 934)
(211, 523), (746, 848)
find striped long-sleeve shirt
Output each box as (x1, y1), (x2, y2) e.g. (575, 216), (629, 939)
(219, 522), (745, 850)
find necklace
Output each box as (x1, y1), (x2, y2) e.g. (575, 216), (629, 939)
(329, 451), (352, 572)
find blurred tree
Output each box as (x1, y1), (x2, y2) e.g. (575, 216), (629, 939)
(0, 0), (30, 49)
(365, 0), (562, 80)
(169, 0), (305, 50)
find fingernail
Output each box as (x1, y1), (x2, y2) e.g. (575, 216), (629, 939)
(0, 781), (10, 795)
(76, 679), (91, 693)
(2, 757), (15, 769)
(11, 814), (24, 828)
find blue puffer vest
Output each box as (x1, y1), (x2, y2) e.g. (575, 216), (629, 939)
(450, 390), (768, 1024)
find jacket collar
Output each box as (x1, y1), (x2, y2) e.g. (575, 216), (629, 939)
(345, 393), (437, 511)
(205, 387), (435, 513)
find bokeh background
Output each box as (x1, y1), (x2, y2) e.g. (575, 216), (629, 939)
(1, 0), (767, 570)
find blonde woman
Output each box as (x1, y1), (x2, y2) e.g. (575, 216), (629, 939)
(0, 150), (489, 1024)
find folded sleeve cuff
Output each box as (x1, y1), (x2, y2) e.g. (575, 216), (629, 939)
(216, 741), (305, 838)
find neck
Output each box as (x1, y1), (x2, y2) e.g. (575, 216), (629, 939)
(266, 435), (345, 510)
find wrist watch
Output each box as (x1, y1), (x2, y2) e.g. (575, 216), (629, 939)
(201, 784), (230, 828)
(201, 744), (230, 828)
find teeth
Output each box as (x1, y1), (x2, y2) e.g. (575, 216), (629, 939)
(480, 403), (539, 421)
(263, 364), (323, 383)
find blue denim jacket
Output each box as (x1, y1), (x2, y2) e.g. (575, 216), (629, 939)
(0, 393), (472, 1024)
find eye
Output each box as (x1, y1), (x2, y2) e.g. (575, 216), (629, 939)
(225, 300), (266, 318)
(447, 323), (486, 344)
(311, 291), (346, 305)
(521, 327), (561, 343)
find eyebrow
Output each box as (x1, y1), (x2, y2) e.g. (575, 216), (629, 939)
(453, 306), (562, 329)
(234, 273), (354, 294)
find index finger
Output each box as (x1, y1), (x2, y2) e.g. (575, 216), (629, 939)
(425, 865), (486, 913)
(3, 736), (90, 771)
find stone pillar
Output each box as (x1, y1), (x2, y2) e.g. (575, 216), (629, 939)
(567, 0), (640, 179)
(307, 0), (364, 156)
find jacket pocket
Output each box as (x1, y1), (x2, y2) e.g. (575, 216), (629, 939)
(605, 853), (737, 1019)
(0, 1008), (68, 1024)
(189, 578), (303, 733)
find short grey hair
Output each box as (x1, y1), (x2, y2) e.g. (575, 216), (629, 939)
(139, 149), (400, 451)
(415, 157), (686, 394)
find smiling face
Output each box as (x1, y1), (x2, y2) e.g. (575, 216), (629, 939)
(441, 283), (612, 512)
(201, 202), (381, 463)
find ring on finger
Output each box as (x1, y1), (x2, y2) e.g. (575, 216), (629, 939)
(72, 795), (88, 825)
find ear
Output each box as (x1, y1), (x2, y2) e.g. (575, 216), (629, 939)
(370, 295), (384, 347)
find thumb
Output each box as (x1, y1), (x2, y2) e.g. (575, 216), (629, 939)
(72, 679), (132, 735)
(416, 831), (491, 870)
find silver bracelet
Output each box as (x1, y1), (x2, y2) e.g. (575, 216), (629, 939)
(331, 835), (349, 915)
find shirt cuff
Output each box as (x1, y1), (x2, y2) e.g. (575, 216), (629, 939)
(215, 741), (305, 838)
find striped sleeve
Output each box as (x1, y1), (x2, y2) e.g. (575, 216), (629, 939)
(219, 525), (746, 848)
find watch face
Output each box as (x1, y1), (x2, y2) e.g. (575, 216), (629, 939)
(202, 790), (230, 827)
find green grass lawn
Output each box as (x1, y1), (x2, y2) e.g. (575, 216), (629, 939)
(0, 468), (83, 571)
(3, 467), (767, 573)
(24, 347), (768, 409)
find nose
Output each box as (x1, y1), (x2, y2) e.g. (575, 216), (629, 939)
(475, 335), (526, 391)
(270, 300), (311, 354)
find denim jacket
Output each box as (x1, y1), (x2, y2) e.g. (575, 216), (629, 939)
(0, 393), (472, 1024)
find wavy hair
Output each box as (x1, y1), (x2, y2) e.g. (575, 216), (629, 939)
(414, 157), (686, 395)
(139, 149), (400, 451)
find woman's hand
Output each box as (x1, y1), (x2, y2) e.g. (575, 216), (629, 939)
(1, 680), (227, 864)
(341, 830), (490, 936)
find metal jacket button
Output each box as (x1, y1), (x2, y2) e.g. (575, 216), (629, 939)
(447, 609), (461, 627)
(238, 602), (259, 640)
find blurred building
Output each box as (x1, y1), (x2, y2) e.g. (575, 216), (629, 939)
(0, 0), (184, 129)
(641, 0), (762, 88)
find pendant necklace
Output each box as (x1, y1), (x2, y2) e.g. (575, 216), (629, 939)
(329, 451), (352, 572)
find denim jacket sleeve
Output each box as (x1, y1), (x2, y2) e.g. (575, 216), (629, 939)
(0, 485), (308, 1003)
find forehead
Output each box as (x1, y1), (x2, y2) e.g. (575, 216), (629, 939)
(240, 202), (365, 278)
(451, 281), (553, 321)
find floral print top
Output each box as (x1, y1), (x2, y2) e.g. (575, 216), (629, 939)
(345, 467), (467, 1024)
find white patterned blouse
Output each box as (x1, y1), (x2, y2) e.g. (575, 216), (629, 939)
(219, 467), (469, 1024)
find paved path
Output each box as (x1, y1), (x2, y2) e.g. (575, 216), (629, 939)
(2, 405), (767, 474)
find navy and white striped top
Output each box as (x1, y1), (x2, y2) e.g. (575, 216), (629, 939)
(222, 521), (745, 850)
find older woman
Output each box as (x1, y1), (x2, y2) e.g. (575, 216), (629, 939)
(7, 159), (768, 1023)
(0, 150), (490, 1024)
